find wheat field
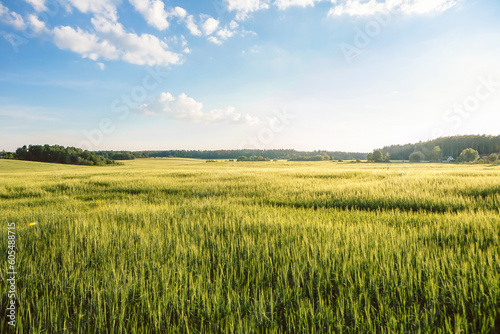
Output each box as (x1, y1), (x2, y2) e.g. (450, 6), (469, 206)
(1, 159), (499, 333)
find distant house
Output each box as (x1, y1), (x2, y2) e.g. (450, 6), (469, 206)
(442, 156), (454, 163)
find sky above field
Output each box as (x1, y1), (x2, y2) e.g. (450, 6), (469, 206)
(1, 0), (500, 152)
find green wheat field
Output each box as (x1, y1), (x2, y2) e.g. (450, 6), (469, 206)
(1, 159), (499, 333)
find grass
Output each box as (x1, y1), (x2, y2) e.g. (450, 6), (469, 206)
(1, 159), (499, 333)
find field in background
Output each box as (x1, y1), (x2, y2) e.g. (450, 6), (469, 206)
(1, 159), (499, 333)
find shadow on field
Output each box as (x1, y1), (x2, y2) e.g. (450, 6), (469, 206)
(263, 198), (467, 214)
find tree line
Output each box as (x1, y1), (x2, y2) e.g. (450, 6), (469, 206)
(374, 135), (500, 161)
(3, 135), (498, 165)
(368, 146), (498, 163)
(2, 147), (365, 163)
(13, 145), (119, 166)
(94, 149), (367, 161)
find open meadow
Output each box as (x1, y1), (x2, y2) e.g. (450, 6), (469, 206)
(1, 159), (499, 333)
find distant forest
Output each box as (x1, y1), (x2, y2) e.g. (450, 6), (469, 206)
(376, 135), (500, 161)
(94, 149), (367, 161)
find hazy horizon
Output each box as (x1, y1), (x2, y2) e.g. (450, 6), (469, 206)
(1, 0), (500, 152)
(3, 132), (500, 155)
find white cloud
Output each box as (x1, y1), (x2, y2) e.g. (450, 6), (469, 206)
(229, 20), (239, 29)
(65, 0), (118, 21)
(224, 0), (270, 20)
(202, 17), (219, 35)
(209, 21), (239, 44)
(180, 35), (187, 47)
(274, 0), (321, 10)
(185, 15), (201, 36)
(28, 14), (48, 34)
(328, 0), (457, 17)
(97, 62), (105, 70)
(53, 26), (119, 61)
(129, 0), (170, 30)
(53, 18), (182, 66)
(90, 15), (122, 34)
(217, 27), (235, 40)
(172, 6), (187, 19)
(119, 33), (180, 66)
(328, 0), (386, 16)
(207, 36), (222, 45)
(140, 92), (260, 125)
(91, 17), (181, 66)
(24, 0), (46, 12)
(399, 0), (457, 14)
(0, 3), (25, 30)
(51, 9), (185, 66)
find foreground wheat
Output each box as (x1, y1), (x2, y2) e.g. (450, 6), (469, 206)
(1, 159), (499, 333)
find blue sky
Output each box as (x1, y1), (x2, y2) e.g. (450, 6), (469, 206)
(1, 0), (499, 152)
